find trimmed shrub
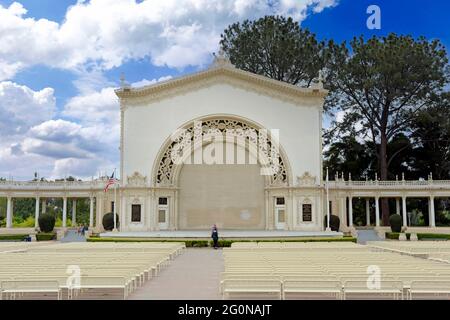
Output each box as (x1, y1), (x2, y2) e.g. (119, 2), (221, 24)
(102, 212), (120, 231)
(324, 215), (340, 232)
(38, 213), (55, 233)
(87, 237), (357, 244)
(389, 214), (402, 233)
(0, 234), (29, 241)
(36, 232), (56, 241)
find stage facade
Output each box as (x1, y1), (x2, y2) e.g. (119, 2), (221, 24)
(115, 54), (327, 232)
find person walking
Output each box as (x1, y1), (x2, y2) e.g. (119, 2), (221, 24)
(211, 224), (219, 249)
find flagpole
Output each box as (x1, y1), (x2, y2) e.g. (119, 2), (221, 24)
(113, 168), (118, 232)
(326, 167), (331, 232)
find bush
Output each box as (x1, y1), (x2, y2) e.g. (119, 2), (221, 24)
(38, 213), (56, 233)
(102, 212), (120, 231)
(0, 234), (29, 241)
(36, 232), (56, 241)
(324, 215), (340, 232)
(87, 237), (357, 244)
(389, 214), (402, 233)
(13, 216), (35, 228)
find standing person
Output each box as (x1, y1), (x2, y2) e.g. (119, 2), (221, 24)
(211, 224), (219, 249)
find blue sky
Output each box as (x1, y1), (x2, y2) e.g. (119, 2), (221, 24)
(0, 0), (449, 180)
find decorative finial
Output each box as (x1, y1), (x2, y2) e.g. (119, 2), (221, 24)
(349, 172), (352, 181)
(429, 172), (433, 180)
(375, 172), (378, 181)
(120, 72), (130, 89)
(211, 48), (232, 68)
(402, 172), (405, 181)
(311, 69), (324, 90)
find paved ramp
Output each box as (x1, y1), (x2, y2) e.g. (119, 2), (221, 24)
(60, 230), (86, 243)
(130, 248), (224, 300)
(357, 229), (382, 244)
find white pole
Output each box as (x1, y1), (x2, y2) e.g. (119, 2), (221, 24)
(113, 181), (117, 232)
(326, 167), (331, 231)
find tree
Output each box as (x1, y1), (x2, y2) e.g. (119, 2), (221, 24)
(220, 15), (326, 87)
(323, 134), (376, 180)
(409, 93), (450, 180)
(326, 33), (449, 224)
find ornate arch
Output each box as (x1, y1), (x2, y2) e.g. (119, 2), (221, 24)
(152, 115), (292, 187)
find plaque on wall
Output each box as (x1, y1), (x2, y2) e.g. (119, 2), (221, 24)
(302, 204), (312, 222)
(132, 204), (142, 222)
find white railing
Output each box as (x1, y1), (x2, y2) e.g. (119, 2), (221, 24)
(327, 180), (450, 189)
(1, 178), (450, 192)
(0, 179), (108, 191)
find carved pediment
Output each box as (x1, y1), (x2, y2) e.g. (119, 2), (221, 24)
(127, 172), (147, 187)
(297, 172), (316, 186)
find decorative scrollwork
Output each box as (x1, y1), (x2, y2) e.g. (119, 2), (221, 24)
(127, 172), (147, 187)
(156, 118), (288, 186)
(297, 172), (317, 186)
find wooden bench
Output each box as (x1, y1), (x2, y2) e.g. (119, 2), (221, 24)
(409, 280), (450, 300)
(222, 279), (282, 300)
(0, 280), (61, 300)
(282, 280), (342, 300)
(342, 280), (403, 300)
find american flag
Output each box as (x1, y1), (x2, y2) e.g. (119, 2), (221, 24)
(104, 171), (116, 192)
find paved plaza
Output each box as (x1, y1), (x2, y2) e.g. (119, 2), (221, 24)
(130, 248), (224, 300)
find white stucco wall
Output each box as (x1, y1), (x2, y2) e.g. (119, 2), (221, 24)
(122, 82), (323, 185)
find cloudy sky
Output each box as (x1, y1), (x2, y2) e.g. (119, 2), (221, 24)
(0, 0), (449, 180)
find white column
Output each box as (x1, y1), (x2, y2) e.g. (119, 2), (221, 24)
(62, 197), (67, 228)
(429, 196), (436, 227)
(402, 196), (407, 227)
(339, 197), (346, 226)
(375, 196), (380, 227)
(348, 196), (353, 227)
(35, 197), (40, 228)
(366, 199), (370, 226)
(89, 197), (94, 228)
(396, 198), (400, 215)
(72, 199), (77, 226)
(6, 197), (12, 228)
(42, 199), (46, 214)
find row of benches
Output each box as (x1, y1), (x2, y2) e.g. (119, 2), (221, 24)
(221, 277), (450, 300)
(222, 243), (450, 300)
(0, 242), (185, 300)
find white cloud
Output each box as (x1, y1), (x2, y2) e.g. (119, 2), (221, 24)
(0, 0), (338, 80)
(131, 76), (173, 87)
(63, 87), (119, 124)
(0, 75), (169, 179)
(0, 81), (56, 135)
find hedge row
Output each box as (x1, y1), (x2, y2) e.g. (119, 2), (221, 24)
(0, 234), (29, 241)
(386, 232), (450, 240)
(87, 237), (356, 246)
(36, 232), (56, 241)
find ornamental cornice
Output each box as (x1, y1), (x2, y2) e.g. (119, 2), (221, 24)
(116, 65), (328, 108)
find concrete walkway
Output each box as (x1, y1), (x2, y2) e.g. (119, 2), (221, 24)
(60, 229), (86, 243)
(357, 229), (383, 244)
(130, 248), (224, 300)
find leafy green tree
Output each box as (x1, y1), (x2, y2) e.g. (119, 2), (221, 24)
(323, 134), (376, 180)
(325, 33), (449, 224)
(409, 94), (450, 180)
(220, 15), (326, 87)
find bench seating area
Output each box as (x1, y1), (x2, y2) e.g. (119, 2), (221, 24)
(368, 241), (450, 258)
(0, 242), (185, 300)
(222, 242), (450, 300)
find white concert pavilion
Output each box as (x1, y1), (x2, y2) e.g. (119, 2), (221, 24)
(1, 55), (450, 237)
